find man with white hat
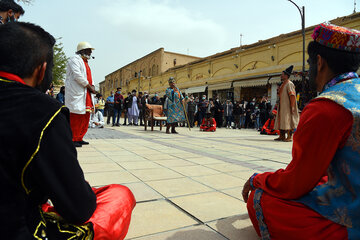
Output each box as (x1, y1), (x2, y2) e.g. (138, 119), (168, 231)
(65, 42), (96, 147)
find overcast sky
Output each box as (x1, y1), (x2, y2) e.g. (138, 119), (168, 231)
(22, 0), (357, 87)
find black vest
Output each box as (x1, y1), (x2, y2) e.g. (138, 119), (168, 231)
(0, 79), (67, 238)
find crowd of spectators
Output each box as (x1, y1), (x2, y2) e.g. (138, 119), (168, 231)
(52, 87), (275, 132)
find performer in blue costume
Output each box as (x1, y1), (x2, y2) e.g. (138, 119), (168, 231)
(165, 77), (185, 134)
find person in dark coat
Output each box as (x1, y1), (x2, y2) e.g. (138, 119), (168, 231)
(213, 96), (224, 128)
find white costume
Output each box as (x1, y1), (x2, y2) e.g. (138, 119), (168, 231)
(89, 111), (104, 128)
(128, 96), (139, 125)
(65, 54), (95, 114)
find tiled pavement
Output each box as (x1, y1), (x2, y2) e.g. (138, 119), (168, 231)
(81, 122), (293, 239)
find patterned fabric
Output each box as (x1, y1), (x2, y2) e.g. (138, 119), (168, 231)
(298, 73), (360, 239)
(250, 173), (259, 189)
(0, 16), (3, 24)
(166, 87), (185, 123)
(253, 189), (271, 240)
(323, 72), (358, 91)
(312, 22), (360, 52)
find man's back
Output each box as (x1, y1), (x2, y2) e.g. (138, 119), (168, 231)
(0, 80), (96, 238)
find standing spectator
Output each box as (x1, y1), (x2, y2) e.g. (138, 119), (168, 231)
(274, 65), (300, 142)
(194, 97), (200, 126)
(223, 99), (233, 128)
(208, 98), (215, 115)
(240, 104), (246, 128)
(259, 96), (267, 129)
(65, 41), (96, 148)
(245, 98), (255, 128)
(152, 93), (162, 105)
(123, 92), (131, 125)
(128, 90), (140, 126)
(198, 94), (208, 125)
(138, 92), (144, 126)
(106, 91), (114, 125)
(254, 106), (261, 130)
(56, 86), (65, 104)
(186, 96), (197, 128)
(141, 92), (150, 125)
(213, 96), (224, 128)
(233, 101), (242, 129)
(97, 94), (105, 116)
(113, 87), (123, 126)
(0, 0), (24, 24)
(151, 92), (160, 103)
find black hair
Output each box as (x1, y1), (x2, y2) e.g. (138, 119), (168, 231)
(0, 22), (55, 79)
(0, 0), (24, 14)
(307, 41), (360, 75)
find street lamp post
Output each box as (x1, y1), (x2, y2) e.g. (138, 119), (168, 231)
(138, 70), (142, 92)
(288, 0), (306, 107)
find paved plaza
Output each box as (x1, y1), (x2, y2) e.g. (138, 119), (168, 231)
(80, 122), (293, 240)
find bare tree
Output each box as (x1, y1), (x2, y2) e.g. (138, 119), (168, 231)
(16, 0), (33, 4)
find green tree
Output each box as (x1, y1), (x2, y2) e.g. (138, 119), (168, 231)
(52, 39), (68, 85)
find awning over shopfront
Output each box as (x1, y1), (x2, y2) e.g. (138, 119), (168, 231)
(269, 76), (281, 85)
(185, 85), (207, 94)
(233, 78), (269, 88)
(208, 82), (232, 91)
(269, 75), (302, 85)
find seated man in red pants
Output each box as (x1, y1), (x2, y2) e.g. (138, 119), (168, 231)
(242, 23), (360, 239)
(0, 22), (135, 239)
(260, 109), (280, 135)
(200, 113), (217, 132)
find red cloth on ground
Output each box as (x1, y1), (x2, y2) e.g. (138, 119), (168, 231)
(249, 99), (353, 238)
(43, 184), (136, 240)
(200, 118), (216, 131)
(70, 112), (90, 141)
(247, 191), (347, 240)
(261, 118), (279, 135)
(83, 59), (94, 111)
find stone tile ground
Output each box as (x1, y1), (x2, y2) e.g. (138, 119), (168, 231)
(81, 122), (293, 239)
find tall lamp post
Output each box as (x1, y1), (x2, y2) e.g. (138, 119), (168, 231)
(288, 0), (306, 107)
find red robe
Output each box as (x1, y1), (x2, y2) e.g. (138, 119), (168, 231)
(260, 117), (279, 135)
(248, 99), (353, 239)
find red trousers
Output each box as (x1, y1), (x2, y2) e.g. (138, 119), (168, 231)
(247, 191), (347, 240)
(43, 184), (136, 240)
(70, 112), (90, 142)
(200, 126), (216, 132)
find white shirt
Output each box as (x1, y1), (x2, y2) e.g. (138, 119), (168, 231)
(65, 54), (95, 114)
(89, 111), (104, 128)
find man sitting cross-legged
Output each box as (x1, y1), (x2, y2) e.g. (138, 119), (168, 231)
(0, 22), (135, 240)
(242, 23), (360, 240)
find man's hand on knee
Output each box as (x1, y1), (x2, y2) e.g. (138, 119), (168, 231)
(242, 178), (252, 203)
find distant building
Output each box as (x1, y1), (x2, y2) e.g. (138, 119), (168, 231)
(100, 48), (200, 97)
(103, 12), (360, 108)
